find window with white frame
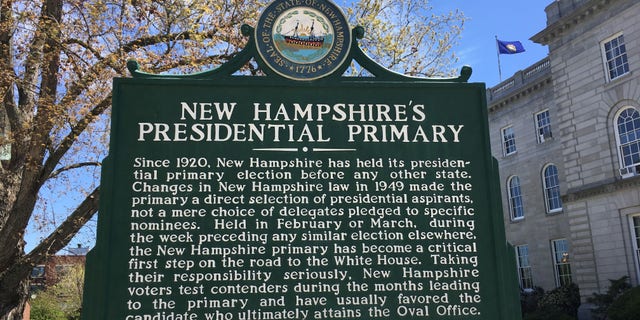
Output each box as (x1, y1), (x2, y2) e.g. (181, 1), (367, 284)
(615, 107), (640, 177)
(602, 33), (630, 81)
(508, 176), (524, 220)
(551, 239), (572, 286)
(502, 126), (516, 156)
(535, 110), (552, 143)
(31, 265), (45, 279)
(515, 245), (533, 290)
(630, 215), (640, 282)
(543, 164), (562, 213)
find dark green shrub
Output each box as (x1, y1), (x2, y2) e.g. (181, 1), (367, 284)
(520, 287), (545, 315)
(537, 283), (580, 318)
(607, 286), (640, 320)
(520, 283), (579, 319)
(587, 276), (632, 319)
(523, 307), (574, 320)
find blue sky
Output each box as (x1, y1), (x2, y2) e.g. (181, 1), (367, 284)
(433, 0), (552, 87)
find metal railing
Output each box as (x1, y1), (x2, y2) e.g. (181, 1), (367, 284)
(488, 57), (551, 102)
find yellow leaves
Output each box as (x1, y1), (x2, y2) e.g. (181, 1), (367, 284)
(347, 0), (465, 77)
(2, 0), (466, 193)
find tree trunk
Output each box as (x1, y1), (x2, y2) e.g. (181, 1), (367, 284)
(0, 171), (23, 273)
(0, 164), (98, 319)
(0, 170), (30, 320)
(1, 1), (64, 317)
(0, 278), (28, 320)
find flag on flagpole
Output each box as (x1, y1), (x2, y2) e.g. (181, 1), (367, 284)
(497, 40), (526, 54)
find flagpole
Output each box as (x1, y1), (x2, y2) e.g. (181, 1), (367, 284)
(495, 36), (502, 82)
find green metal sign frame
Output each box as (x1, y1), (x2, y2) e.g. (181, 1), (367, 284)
(82, 6), (520, 320)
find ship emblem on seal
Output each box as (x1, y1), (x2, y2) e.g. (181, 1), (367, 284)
(256, 0), (351, 80)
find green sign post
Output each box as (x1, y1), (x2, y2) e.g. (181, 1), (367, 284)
(82, 1), (521, 319)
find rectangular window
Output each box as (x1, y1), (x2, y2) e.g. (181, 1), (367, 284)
(535, 110), (552, 143)
(551, 239), (572, 286)
(543, 165), (563, 213)
(31, 265), (46, 279)
(516, 245), (533, 290)
(502, 126), (516, 156)
(630, 215), (640, 282)
(602, 33), (630, 81)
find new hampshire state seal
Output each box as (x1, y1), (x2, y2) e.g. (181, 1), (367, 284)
(255, 0), (352, 80)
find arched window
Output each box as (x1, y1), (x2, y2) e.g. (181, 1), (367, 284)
(615, 107), (640, 177)
(543, 164), (562, 213)
(508, 176), (524, 220)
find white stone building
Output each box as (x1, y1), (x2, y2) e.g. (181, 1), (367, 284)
(487, 0), (640, 316)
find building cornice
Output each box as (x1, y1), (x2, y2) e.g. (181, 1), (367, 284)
(488, 77), (552, 113)
(531, 0), (614, 45)
(487, 58), (552, 113)
(564, 175), (640, 202)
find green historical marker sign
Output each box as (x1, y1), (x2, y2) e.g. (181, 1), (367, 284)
(82, 1), (521, 319)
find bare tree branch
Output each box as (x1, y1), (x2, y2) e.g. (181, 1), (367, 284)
(120, 28), (219, 53)
(48, 162), (102, 180)
(0, 187), (100, 311)
(39, 96), (111, 185)
(24, 187), (100, 264)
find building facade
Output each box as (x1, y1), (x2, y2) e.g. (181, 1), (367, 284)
(487, 0), (640, 311)
(30, 247), (88, 292)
